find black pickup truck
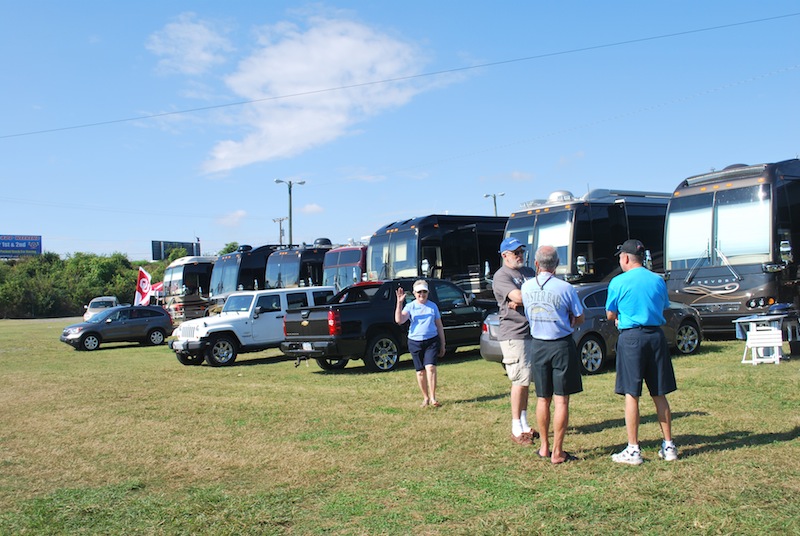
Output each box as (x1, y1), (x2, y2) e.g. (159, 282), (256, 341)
(280, 278), (491, 372)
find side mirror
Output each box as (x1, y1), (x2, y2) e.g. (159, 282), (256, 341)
(780, 240), (793, 263)
(644, 249), (654, 271)
(421, 258), (431, 277)
(576, 255), (587, 276)
(253, 306), (263, 318)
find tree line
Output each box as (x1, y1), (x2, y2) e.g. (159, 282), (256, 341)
(0, 243), (238, 319)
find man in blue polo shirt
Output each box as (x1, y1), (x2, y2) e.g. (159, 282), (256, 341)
(606, 239), (678, 465)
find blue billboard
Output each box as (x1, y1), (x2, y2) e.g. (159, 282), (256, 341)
(0, 235), (42, 259)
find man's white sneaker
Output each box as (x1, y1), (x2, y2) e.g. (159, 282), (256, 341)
(658, 443), (678, 461)
(612, 447), (643, 465)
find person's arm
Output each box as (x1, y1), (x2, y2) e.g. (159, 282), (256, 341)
(569, 288), (585, 327)
(435, 317), (446, 357)
(507, 288), (523, 310)
(395, 287), (409, 325)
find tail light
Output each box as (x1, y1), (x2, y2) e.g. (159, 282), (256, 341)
(482, 322), (489, 333)
(283, 317), (287, 337)
(328, 309), (341, 336)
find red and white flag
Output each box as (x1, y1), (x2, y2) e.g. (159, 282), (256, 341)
(134, 267), (153, 306)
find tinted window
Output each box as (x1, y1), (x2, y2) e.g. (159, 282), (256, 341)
(313, 290), (334, 305)
(339, 250), (363, 264)
(582, 289), (608, 309)
(286, 292), (309, 309)
(432, 282), (465, 309)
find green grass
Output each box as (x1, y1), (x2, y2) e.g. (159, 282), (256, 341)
(0, 319), (798, 535)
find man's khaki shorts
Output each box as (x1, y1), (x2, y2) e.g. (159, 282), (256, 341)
(500, 338), (533, 387)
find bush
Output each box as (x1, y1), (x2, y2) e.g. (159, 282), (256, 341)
(0, 252), (169, 318)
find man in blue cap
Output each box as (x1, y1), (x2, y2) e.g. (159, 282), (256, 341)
(492, 236), (538, 446)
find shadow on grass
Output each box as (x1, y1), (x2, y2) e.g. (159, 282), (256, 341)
(74, 343), (166, 352)
(579, 412), (798, 460)
(231, 354), (297, 367)
(678, 425), (800, 457)
(304, 346), (485, 375)
(574, 410), (710, 435)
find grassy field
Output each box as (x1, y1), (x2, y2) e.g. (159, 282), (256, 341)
(0, 318), (798, 535)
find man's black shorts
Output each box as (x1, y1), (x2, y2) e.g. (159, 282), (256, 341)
(615, 326), (677, 397)
(531, 336), (583, 398)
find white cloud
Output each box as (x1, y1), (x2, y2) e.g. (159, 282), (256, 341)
(301, 203), (324, 214)
(147, 12), (233, 75)
(202, 15), (435, 173)
(216, 209), (247, 227)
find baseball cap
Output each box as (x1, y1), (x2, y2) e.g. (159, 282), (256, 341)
(413, 280), (429, 293)
(615, 239), (646, 257)
(499, 237), (525, 253)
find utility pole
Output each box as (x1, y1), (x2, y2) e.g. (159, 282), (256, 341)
(275, 179), (306, 246)
(272, 217), (287, 245)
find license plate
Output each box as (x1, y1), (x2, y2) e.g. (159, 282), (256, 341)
(302, 342), (312, 351)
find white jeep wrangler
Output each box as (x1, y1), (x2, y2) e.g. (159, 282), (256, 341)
(169, 286), (334, 366)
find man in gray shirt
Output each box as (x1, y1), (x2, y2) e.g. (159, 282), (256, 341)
(493, 237), (538, 446)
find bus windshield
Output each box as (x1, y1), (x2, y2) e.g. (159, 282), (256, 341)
(164, 263), (212, 297)
(666, 184), (770, 270)
(209, 255), (241, 297)
(367, 230), (418, 280)
(266, 255), (301, 288)
(505, 211), (572, 272)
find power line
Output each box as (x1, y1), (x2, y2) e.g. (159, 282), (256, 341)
(2, 11), (798, 140)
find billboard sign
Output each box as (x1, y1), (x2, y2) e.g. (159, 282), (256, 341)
(0, 235), (42, 259)
(151, 240), (201, 261)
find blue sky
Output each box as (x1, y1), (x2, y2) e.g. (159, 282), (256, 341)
(2, 1), (799, 260)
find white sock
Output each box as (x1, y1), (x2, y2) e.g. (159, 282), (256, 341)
(663, 440), (675, 448)
(628, 443), (640, 452)
(512, 419), (523, 436)
(520, 410), (531, 433)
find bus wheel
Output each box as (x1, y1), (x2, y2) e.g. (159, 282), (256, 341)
(579, 335), (605, 375)
(316, 358), (348, 370)
(363, 333), (400, 372)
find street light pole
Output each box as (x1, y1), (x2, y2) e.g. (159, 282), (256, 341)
(274, 179), (306, 246)
(272, 217), (287, 245)
(483, 192), (505, 216)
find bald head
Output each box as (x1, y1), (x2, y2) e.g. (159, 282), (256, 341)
(535, 246), (559, 273)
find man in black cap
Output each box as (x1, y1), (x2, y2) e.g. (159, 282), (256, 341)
(605, 239), (678, 465)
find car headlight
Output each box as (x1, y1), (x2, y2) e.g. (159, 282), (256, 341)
(65, 326), (84, 336)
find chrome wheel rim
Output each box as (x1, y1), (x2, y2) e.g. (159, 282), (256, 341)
(581, 339), (603, 373)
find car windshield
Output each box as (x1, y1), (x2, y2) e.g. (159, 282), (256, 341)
(223, 295), (254, 313)
(89, 300), (114, 309)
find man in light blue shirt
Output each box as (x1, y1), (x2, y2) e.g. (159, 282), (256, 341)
(521, 246), (584, 464)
